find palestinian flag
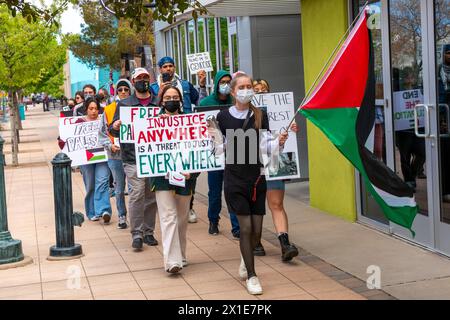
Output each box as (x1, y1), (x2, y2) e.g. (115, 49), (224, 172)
(299, 9), (418, 235)
(86, 147), (107, 162)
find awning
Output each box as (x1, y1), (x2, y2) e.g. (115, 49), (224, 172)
(177, 0), (300, 19)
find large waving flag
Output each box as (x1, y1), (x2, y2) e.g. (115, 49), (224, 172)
(300, 9), (418, 235)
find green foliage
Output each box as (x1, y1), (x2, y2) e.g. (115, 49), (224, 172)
(0, 5), (68, 95)
(69, 1), (155, 70)
(1, 1), (208, 31)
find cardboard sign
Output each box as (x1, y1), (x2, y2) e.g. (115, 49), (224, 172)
(119, 106), (160, 143)
(393, 89), (424, 131)
(186, 52), (213, 74)
(58, 116), (108, 167)
(133, 109), (225, 177)
(252, 92), (301, 180)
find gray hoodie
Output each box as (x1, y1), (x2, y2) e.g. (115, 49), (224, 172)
(98, 78), (134, 160)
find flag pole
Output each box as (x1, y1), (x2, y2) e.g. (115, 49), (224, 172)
(285, 2), (369, 131)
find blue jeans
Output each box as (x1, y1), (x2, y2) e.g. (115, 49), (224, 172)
(207, 170), (240, 233)
(80, 162), (112, 219)
(108, 159), (127, 217)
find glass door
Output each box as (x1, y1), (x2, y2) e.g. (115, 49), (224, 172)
(388, 0), (435, 247)
(431, 0), (450, 254)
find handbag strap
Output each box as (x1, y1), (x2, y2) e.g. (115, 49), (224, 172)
(241, 108), (252, 130)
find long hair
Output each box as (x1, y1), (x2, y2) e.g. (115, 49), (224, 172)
(253, 79), (270, 93)
(158, 85), (184, 111)
(230, 73), (262, 129)
(82, 97), (101, 114)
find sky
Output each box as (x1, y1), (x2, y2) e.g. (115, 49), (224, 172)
(30, 0), (84, 34)
(60, 3), (84, 34)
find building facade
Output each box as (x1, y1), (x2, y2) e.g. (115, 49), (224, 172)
(153, 0), (309, 177)
(302, 0), (450, 257)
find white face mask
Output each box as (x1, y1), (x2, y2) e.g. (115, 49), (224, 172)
(235, 89), (255, 104)
(218, 83), (231, 95)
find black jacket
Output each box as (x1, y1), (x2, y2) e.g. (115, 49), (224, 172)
(109, 94), (158, 164)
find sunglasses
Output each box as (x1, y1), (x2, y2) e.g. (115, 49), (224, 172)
(117, 88), (130, 93)
(75, 97), (82, 100)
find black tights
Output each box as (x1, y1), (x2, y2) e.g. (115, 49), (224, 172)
(236, 215), (263, 279)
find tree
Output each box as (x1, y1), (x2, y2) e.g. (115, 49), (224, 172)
(0, 5), (68, 166)
(69, 1), (155, 71)
(1, 0), (208, 29)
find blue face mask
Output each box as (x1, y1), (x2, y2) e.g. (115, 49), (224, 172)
(218, 83), (231, 95)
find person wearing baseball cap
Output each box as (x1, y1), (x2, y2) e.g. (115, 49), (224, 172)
(109, 68), (159, 250)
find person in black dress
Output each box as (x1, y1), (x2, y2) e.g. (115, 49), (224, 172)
(210, 73), (288, 295)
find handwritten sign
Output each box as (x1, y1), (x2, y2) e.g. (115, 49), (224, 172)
(58, 116), (108, 167)
(119, 106), (160, 143)
(186, 52), (213, 74)
(393, 89), (424, 131)
(133, 109), (225, 177)
(252, 92), (301, 180)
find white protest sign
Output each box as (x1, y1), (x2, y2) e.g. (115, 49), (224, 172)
(393, 89), (424, 131)
(252, 92), (301, 180)
(119, 106), (160, 143)
(186, 52), (213, 74)
(58, 116), (108, 167)
(133, 109), (225, 178)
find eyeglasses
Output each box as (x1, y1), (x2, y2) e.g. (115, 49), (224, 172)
(117, 88), (130, 93)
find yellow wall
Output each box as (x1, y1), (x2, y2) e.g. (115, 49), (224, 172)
(301, 0), (356, 221)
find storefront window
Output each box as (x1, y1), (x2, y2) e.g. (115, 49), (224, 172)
(180, 23), (188, 80)
(198, 18), (206, 52)
(220, 17), (230, 71)
(353, 0), (389, 224)
(172, 28), (179, 73)
(208, 18), (217, 79)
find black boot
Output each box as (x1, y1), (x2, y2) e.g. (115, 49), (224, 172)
(278, 233), (298, 262)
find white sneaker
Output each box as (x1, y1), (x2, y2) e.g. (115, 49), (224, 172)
(182, 259), (188, 267)
(239, 256), (247, 280)
(246, 276), (263, 295)
(188, 209), (198, 223)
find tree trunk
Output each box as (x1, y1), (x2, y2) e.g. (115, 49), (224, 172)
(16, 92), (23, 130)
(8, 90), (19, 166)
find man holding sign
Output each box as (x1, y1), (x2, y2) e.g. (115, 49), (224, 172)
(109, 67), (159, 250)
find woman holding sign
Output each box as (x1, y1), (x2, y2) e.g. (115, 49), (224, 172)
(151, 85), (200, 274)
(253, 79), (299, 262)
(58, 97), (112, 223)
(210, 74), (289, 295)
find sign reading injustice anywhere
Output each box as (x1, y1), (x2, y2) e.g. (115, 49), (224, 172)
(133, 109), (225, 177)
(186, 52), (213, 74)
(58, 116), (107, 167)
(252, 92), (301, 180)
(119, 106), (160, 143)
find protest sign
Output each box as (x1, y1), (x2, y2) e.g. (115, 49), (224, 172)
(58, 116), (107, 167)
(252, 92), (301, 180)
(119, 106), (160, 143)
(186, 52), (213, 74)
(133, 109), (225, 178)
(393, 89), (424, 131)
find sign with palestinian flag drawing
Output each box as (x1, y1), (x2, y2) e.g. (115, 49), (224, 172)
(58, 116), (107, 166)
(299, 8), (418, 235)
(133, 108), (225, 177)
(119, 106), (160, 143)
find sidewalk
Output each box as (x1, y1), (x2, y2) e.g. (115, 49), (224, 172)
(0, 106), (376, 300)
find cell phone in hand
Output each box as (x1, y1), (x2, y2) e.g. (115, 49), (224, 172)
(162, 73), (171, 83)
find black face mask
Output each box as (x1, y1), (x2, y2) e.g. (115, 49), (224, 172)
(164, 101), (181, 113)
(134, 80), (150, 93)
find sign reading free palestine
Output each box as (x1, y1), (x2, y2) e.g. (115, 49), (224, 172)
(119, 106), (160, 143)
(133, 108), (225, 178)
(58, 116), (108, 167)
